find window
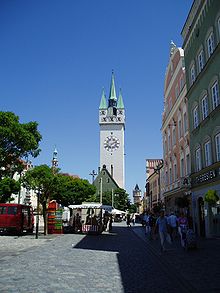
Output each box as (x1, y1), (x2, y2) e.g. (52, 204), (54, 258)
(165, 171), (168, 186)
(201, 95), (208, 119)
(180, 76), (184, 91)
(186, 154), (190, 175)
(169, 98), (172, 111)
(211, 81), (219, 109)
(168, 133), (171, 151)
(173, 164), (177, 182)
(204, 141), (212, 167)
(180, 158), (184, 177)
(183, 112), (188, 133)
(0, 206), (7, 214)
(193, 106), (199, 128)
(8, 206), (17, 215)
(218, 18), (220, 39)
(178, 119), (182, 139)
(197, 50), (204, 73)
(172, 128), (176, 146)
(195, 148), (202, 172)
(207, 32), (214, 57)
(175, 85), (179, 99)
(190, 64), (196, 85)
(169, 167), (172, 184)
(215, 133), (220, 161)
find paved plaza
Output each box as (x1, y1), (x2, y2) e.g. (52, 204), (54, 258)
(0, 222), (220, 293)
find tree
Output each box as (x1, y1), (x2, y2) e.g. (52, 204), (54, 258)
(0, 178), (20, 203)
(22, 165), (56, 235)
(52, 174), (96, 206)
(0, 111), (41, 179)
(98, 188), (130, 211)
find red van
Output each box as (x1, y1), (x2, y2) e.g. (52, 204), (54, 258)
(0, 204), (34, 235)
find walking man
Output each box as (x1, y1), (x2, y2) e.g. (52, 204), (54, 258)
(154, 210), (171, 252)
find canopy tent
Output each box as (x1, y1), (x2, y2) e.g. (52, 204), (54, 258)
(68, 203), (113, 213)
(111, 208), (126, 215)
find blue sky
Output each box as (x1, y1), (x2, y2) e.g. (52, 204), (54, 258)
(0, 0), (193, 200)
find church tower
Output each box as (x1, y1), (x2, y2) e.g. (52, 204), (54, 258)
(99, 72), (125, 189)
(52, 147), (58, 173)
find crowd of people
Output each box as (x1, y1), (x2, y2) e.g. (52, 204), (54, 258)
(127, 210), (193, 252)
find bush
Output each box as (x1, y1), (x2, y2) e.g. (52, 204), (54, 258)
(204, 190), (219, 205)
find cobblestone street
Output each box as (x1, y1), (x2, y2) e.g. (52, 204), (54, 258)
(0, 222), (220, 293)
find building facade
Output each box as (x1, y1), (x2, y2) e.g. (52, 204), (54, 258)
(133, 184), (142, 213)
(145, 159), (163, 210)
(99, 72), (125, 189)
(161, 42), (191, 214)
(182, 0), (220, 237)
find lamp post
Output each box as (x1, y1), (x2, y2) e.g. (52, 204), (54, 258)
(35, 191), (40, 239)
(100, 177), (103, 204)
(154, 160), (164, 205)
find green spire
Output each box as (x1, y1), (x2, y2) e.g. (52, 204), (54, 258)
(109, 71), (117, 100)
(117, 88), (124, 109)
(99, 88), (107, 109)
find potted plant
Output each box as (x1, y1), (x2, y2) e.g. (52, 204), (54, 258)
(204, 190), (219, 205)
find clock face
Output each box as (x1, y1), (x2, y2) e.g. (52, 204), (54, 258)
(104, 135), (120, 152)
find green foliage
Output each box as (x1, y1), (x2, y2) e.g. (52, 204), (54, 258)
(52, 174), (96, 206)
(0, 111), (42, 179)
(98, 188), (130, 211)
(22, 164), (56, 205)
(128, 204), (137, 214)
(204, 190), (219, 205)
(0, 178), (20, 203)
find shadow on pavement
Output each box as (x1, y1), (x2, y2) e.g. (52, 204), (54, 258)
(73, 225), (181, 293)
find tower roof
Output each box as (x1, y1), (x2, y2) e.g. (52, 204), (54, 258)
(117, 88), (124, 109)
(134, 184), (140, 191)
(109, 71), (117, 101)
(99, 88), (107, 109)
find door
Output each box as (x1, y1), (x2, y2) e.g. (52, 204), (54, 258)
(198, 197), (206, 237)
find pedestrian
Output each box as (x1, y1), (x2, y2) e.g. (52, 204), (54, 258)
(131, 214), (136, 226)
(154, 210), (171, 252)
(148, 212), (156, 240)
(126, 214), (131, 227)
(143, 213), (149, 234)
(178, 212), (188, 247)
(167, 212), (178, 242)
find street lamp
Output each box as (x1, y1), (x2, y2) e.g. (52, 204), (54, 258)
(154, 160), (164, 205)
(100, 178), (103, 204)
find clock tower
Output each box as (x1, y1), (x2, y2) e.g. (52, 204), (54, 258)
(99, 72), (125, 189)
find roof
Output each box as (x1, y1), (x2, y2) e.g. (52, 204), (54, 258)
(109, 71), (117, 101)
(99, 88), (107, 109)
(117, 89), (124, 109)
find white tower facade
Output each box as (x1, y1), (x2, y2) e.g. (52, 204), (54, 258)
(99, 73), (125, 189)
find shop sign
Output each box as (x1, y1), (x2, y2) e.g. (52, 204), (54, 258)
(195, 170), (216, 184)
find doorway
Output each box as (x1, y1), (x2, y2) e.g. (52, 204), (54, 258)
(198, 197), (206, 237)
